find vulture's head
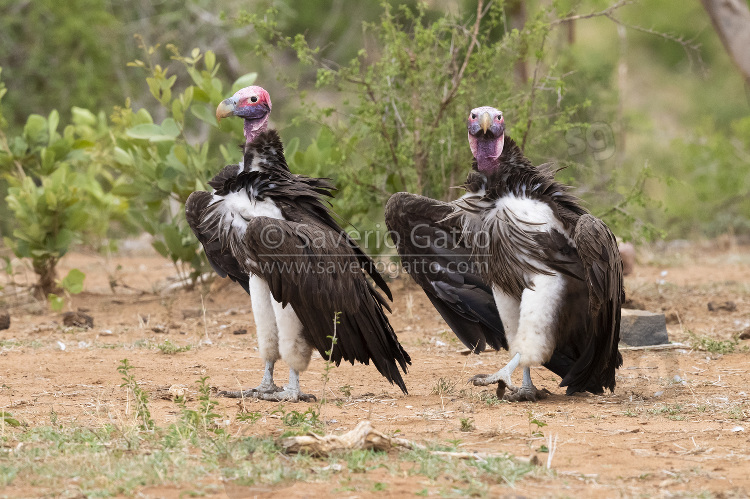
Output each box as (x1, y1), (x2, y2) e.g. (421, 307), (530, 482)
(467, 106), (505, 173)
(216, 85), (272, 144)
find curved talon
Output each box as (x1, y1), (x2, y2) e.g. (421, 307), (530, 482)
(502, 386), (550, 402)
(218, 383), (282, 398)
(468, 373), (492, 386)
(496, 380), (507, 399)
(255, 389), (317, 403)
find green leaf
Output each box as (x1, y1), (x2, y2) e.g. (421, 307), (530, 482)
(231, 72), (258, 94)
(0, 411), (21, 427)
(204, 50), (216, 72)
(23, 114), (48, 147)
(126, 123), (177, 142)
(48, 293), (64, 312)
(61, 268), (85, 294)
(190, 105), (218, 128)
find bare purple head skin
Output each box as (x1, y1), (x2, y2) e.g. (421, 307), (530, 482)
(467, 106), (505, 174)
(216, 85), (272, 144)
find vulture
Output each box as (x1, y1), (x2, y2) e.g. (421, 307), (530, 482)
(385, 106), (622, 401)
(186, 86), (410, 402)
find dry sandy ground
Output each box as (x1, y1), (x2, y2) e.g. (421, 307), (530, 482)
(1, 244), (749, 498)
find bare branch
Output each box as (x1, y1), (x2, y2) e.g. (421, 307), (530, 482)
(550, 0), (633, 26)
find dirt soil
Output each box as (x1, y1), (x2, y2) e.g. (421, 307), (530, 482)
(1, 243), (750, 498)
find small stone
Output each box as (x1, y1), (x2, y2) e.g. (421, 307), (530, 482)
(232, 329), (247, 335)
(151, 325), (168, 334)
(739, 328), (750, 340)
(619, 309), (669, 346)
(654, 391), (664, 397)
(0, 313), (10, 330)
(62, 311), (94, 329)
(707, 301), (736, 312)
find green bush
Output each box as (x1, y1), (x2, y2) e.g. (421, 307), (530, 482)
(0, 96), (128, 296)
(109, 41), (255, 286)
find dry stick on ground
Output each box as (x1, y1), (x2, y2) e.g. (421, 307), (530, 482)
(280, 419), (542, 465)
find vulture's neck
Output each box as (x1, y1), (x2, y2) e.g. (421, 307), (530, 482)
(244, 117), (269, 145)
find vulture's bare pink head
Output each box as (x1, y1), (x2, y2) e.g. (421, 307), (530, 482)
(467, 106), (505, 173)
(216, 85), (272, 144)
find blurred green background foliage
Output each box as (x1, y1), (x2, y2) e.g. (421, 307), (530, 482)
(0, 0), (748, 292)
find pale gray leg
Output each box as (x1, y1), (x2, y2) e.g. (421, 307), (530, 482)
(255, 367), (317, 402)
(218, 360), (282, 398)
(503, 367), (550, 402)
(469, 352), (521, 398)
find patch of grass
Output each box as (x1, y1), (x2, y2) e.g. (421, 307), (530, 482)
(273, 406), (323, 436)
(459, 417), (475, 432)
(117, 358), (154, 430)
(157, 339), (192, 354)
(687, 331), (744, 354)
(0, 361), (538, 496)
(431, 377), (458, 396)
(649, 404), (684, 420)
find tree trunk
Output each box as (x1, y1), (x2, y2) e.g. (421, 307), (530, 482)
(508, 0), (528, 83)
(701, 0), (750, 85)
(33, 258), (60, 299)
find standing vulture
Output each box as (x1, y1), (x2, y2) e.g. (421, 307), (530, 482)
(385, 106), (622, 401)
(186, 86), (410, 401)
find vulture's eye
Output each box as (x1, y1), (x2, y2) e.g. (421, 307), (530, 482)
(471, 113), (477, 119)
(496, 116), (502, 121)
(250, 96), (258, 103)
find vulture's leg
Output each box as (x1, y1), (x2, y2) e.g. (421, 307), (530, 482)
(469, 351), (521, 398)
(255, 299), (316, 403)
(503, 367), (550, 402)
(219, 276), (282, 398)
(218, 360), (282, 398)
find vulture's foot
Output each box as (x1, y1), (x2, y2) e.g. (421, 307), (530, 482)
(502, 385), (551, 402)
(217, 382), (282, 399)
(468, 352), (521, 392)
(468, 368), (515, 389)
(255, 388), (317, 403)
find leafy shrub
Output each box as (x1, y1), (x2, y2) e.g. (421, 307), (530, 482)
(0, 98), (128, 296)
(110, 40), (255, 286)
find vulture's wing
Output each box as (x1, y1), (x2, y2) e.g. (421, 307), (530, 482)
(385, 192), (507, 352)
(186, 190), (250, 294)
(560, 214), (623, 393)
(242, 216), (411, 394)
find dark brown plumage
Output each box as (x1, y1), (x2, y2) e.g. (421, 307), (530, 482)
(187, 129), (410, 399)
(386, 107), (622, 398)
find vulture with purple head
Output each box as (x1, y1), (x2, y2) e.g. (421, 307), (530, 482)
(385, 107), (622, 401)
(186, 86), (410, 402)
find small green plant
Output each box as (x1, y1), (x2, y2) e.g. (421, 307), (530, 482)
(236, 411), (263, 424)
(432, 377), (457, 397)
(157, 339), (192, 355)
(274, 406), (322, 436)
(0, 410), (21, 428)
(339, 384), (352, 399)
(459, 417), (475, 432)
(117, 358), (154, 430)
(48, 268), (86, 312)
(173, 376), (223, 434)
(687, 331), (743, 354)
(528, 411), (547, 438)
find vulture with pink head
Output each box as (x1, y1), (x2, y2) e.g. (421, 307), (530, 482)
(186, 86), (410, 402)
(386, 107), (622, 401)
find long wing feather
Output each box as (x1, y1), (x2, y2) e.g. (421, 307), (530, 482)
(560, 214), (623, 393)
(385, 192), (508, 352)
(242, 215), (411, 394)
